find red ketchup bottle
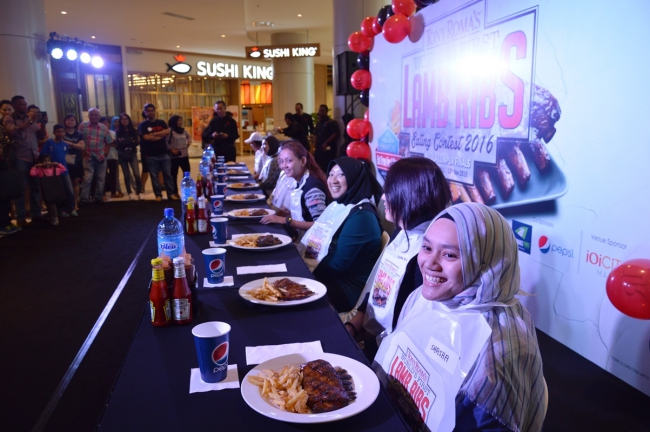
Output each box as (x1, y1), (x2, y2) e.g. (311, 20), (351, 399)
(150, 257), (171, 327)
(185, 197), (197, 235)
(205, 174), (214, 198)
(196, 174), (203, 198)
(196, 196), (208, 234)
(172, 256), (193, 325)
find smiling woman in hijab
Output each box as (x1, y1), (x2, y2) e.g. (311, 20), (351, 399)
(298, 156), (385, 312)
(373, 202), (546, 432)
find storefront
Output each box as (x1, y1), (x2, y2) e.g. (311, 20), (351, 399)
(124, 48), (275, 156)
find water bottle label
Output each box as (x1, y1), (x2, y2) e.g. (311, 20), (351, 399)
(159, 242), (179, 253)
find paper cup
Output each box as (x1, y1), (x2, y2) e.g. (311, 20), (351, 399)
(216, 182), (227, 195)
(209, 194), (225, 215)
(216, 173), (228, 183)
(210, 217), (228, 244)
(192, 321), (231, 383)
(202, 247), (226, 284)
(217, 167), (226, 174)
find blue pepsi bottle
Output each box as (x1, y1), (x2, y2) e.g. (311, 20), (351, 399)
(157, 208), (185, 260)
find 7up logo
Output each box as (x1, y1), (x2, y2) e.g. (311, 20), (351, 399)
(512, 221), (532, 254)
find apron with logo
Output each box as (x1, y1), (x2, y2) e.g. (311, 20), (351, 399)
(297, 198), (370, 272)
(358, 221), (429, 339)
(373, 293), (493, 432)
(269, 172), (296, 213)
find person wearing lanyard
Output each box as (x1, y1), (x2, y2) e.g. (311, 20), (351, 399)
(297, 156), (384, 312)
(260, 140), (328, 236)
(374, 203), (546, 432)
(344, 157), (451, 359)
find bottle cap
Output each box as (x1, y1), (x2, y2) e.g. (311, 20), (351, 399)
(164, 208), (174, 218)
(184, 171), (190, 177)
(151, 257), (163, 266)
(173, 256), (185, 267)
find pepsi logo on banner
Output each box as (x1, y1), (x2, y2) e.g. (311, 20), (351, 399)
(539, 236), (551, 253)
(209, 259), (224, 277)
(537, 235), (573, 258)
(212, 342), (229, 365)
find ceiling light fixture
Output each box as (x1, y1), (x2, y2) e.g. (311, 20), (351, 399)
(297, 14), (302, 17)
(91, 36), (96, 39)
(221, 35), (226, 38)
(252, 21), (275, 27)
(61, 11), (67, 14)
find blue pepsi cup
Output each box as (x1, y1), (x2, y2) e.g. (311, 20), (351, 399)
(216, 182), (227, 195)
(215, 162), (224, 168)
(202, 247), (226, 284)
(192, 321), (231, 383)
(209, 194), (225, 216)
(217, 173), (228, 183)
(210, 217), (228, 244)
(217, 167), (226, 174)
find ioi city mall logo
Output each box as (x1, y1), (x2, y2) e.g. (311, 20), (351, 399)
(212, 341), (229, 372)
(209, 259), (224, 277)
(538, 235), (574, 258)
(512, 220), (532, 254)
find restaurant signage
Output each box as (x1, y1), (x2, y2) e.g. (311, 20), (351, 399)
(245, 43), (321, 59)
(196, 61), (273, 79)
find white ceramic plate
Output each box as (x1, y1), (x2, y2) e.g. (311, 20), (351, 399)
(229, 182), (259, 190)
(226, 170), (251, 175)
(228, 208), (276, 219)
(225, 194), (266, 203)
(238, 276), (326, 306)
(227, 233), (292, 251)
(241, 352), (380, 423)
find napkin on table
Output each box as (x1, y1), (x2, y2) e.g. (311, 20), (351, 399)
(228, 176), (249, 180)
(202, 276), (234, 287)
(237, 264), (287, 275)
(189, 365), (239, 393)
(245, 341), (324, 365)
(209, 241), (228, 247)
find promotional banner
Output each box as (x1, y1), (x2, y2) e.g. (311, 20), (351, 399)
(369, 0), (650, 397)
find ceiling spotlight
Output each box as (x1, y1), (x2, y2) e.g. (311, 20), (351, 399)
(91, 36), (96, 39)
(51, 47), (63, 60)
(80, 52), (91, 63)
(176, 45), (180, 48)
(221, 34), (226, 38)
(297, 14), (302, 17)
(91, 55), (104, 68)
(66, 49), (77, 60)
(61, 11), (67, 14)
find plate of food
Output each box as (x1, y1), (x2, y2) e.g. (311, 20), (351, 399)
(227, 169), (251, 175)
(229, 182), (259, 190)
(225, 161), (246, 166)
(228, 233), (292, 250)
(225, 194), (265, 202)
(239, 276), (326, 306)
(228, 208), (275, 219)
(241, 352), (380, 423)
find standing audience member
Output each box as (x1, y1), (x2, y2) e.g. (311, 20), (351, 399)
(279, 113), (309, 151)
(27, 104), (48, 150)
(314, 104), (340, 172)
(201, 100), (239, 162)
(244, 132), (266, 177)
(2, 95), (45, 224)
(116, 113), (142, 200)
(0, 99), (21, 234)
(260, 140), (328, 237)
(104, 116), (124, 199)
(138, 104), (179, 202)
(63, 115), (85, 214)
(78, 108), (113, 206)
(40, 124), (76, 218)
(257, 135), (282, 195)
(29, 154), (66, 226)
(294, 102), (314, 137)
(167, 115), (191, 196)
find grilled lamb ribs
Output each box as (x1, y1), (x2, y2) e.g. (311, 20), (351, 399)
(301, 360), (356, 413)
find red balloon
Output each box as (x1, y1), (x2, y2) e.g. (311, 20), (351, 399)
(383, 14), (411, 43)
(372, 16), (382, 35)
(350, 69), (372, 91)
(346, 119), (370, 139)
(348, 31), (372, 53)
(363, 109), (370, 122)
(360, 16), (378, 37)
(392, 0), (417, 16)
(606, 259), (650, 320)
(346, 141), (372, 160)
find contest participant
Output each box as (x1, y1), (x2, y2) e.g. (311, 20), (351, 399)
(298, 156), (384, 312)
(344, 157), (451, 357)
(260, 140), (328, 237)
(201, 100), (239, 162)
(374, 203), (546, 432)
(257, 135), (282, 195)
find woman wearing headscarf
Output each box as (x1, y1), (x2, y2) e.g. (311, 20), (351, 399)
(373, 203), (546, 432)
(167, 115), (191, 196)
(298, 156), (384, 312)
(257, 135), (281, 195)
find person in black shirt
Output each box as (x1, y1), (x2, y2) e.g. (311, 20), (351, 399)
(279, 112), (309, 151)
(137, 104), (179, 201)
(294, 102), (314, 136)
(201, 100), (239, 162)
(314, 104), (341, 172)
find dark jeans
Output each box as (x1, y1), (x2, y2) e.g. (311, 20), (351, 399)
(119, 154), (142, 194)
(170, 157), (191, 195)
(145, 154), (175, 197)
(57, 174), (76, 213)
(105, 159), (122, 194)
(0, 197), (10, 227)
(80, 157), (107, 203)
(14, 158), (41, 220)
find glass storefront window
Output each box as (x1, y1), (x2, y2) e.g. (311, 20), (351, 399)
(86, 74), (121, 117)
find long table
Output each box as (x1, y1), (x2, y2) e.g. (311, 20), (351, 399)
(98, 167), (408, 431)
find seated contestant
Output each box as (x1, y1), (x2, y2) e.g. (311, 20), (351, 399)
(257, 135), (282, 195)
(344, 157), (451, 358)
(374, 203), (546, 432)
(298, 156), (384, 312)
(260, 140), (328, 237)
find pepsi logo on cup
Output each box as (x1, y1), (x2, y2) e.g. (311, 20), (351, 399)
(211, 341), (229, 372)
(213, 200), (223, 213)
(209, 258), (225, 278)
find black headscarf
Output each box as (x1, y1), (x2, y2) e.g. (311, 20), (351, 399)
(168, 115), (184, 134)
(327, 156), (383, 206)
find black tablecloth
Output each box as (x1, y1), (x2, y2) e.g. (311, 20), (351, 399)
(98, 171), (408, 431)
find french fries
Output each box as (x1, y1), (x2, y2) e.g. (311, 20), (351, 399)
(247, 277), (281, 302)
(233, 234), (261, 247)
(247, 365), (311, 413)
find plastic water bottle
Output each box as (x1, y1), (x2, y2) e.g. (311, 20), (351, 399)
(157, 208), (185, 260)
(199, 157), (210, 177)
(180, 172), (197, 209)
(206, 144), (215, 159)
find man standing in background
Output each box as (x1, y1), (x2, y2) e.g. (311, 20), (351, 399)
(294, 102), (314, 138)
(314, 104), (340, 172)
(202, 100), (239, 162)
(3, 95), (46, 224)
(78, 108), (113, 206)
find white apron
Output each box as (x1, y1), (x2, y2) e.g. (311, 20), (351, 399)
(373, 293), (492, 432)
(359, 221), (429, 339)
(298, 199), (371, 272)
(288, 171), (313, 240)
(268, 172), (296, 213)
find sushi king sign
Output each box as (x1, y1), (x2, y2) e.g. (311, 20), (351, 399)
(167, 54), (192, 74)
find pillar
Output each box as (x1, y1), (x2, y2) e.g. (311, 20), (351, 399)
(270, 32), (314, 129)
(0, 0), (56, 124)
